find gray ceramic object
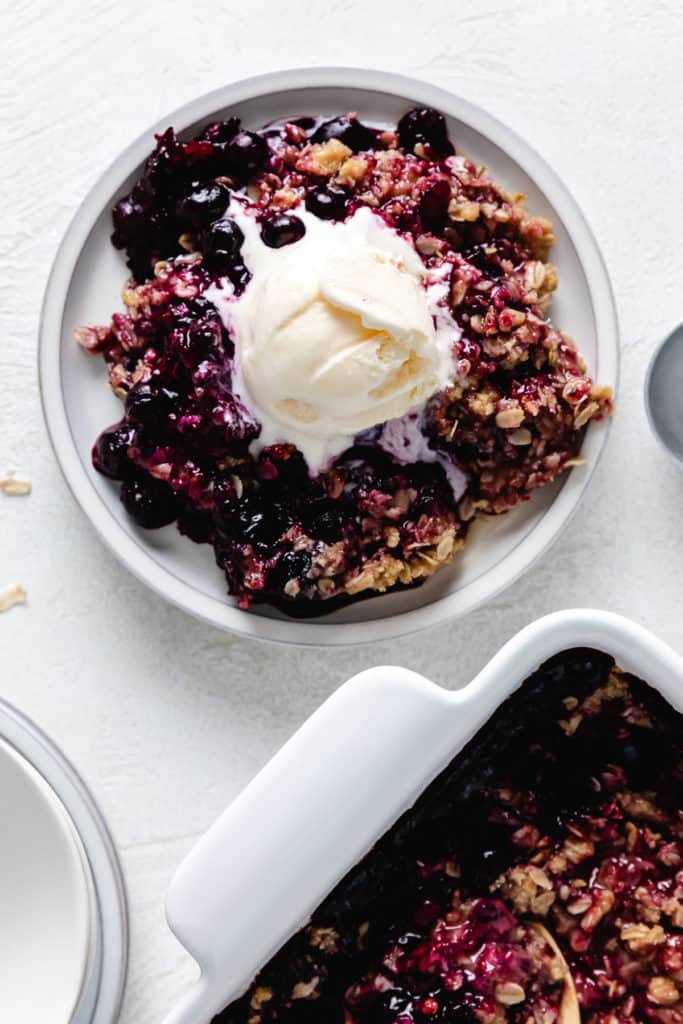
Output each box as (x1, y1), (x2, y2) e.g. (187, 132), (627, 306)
(645, 324), (683, 465)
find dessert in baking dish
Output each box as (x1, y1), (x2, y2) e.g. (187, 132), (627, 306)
(217, 649), (683, 1024)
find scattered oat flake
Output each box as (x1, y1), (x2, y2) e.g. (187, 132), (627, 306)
(0, 473), (32, 496)
(0, 584), (27, 612)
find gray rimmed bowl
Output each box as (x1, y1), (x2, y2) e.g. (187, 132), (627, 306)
(39, 67), (619, 645)
(645, 323), (683, 466)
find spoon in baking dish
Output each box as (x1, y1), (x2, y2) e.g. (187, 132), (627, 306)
(528, 922), (581, 1024)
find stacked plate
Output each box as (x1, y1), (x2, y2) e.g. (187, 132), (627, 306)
(0, 699), (127, 1023)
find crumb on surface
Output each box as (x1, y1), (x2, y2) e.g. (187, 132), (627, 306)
(0, 583), (27, 612)
(0, 473), (32, 496)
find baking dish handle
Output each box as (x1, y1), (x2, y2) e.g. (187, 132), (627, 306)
(163, 665), (458, 1024)
(161, 976), (212, 1024)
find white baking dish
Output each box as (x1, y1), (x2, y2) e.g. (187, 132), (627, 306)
(161, 608), (683, 1024)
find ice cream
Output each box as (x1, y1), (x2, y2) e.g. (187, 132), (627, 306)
(208, 203), (458, 472)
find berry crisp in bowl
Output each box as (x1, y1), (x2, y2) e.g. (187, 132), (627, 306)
(40, 69), (618, 643)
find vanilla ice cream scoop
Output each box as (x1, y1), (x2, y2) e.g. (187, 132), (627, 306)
(241, 232), (437, 431)
(210, 204), (457, 472)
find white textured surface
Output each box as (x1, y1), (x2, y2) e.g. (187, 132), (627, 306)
(2, 2), (683, 1021)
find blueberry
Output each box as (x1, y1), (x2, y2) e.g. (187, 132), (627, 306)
(463, 239), (521, 276)
(177, 506), (212, 544)
(198, 117), (241, 145)
(269, 549), (312, 591)
(92, 422), (135, 480)
(435, 1001), (476, 1024)
(305, 184), (349, 221)
(420, 179), (451, 233)
(304, 499), (346, 543)
(266, 449), (310, 494)
(260, 213), (305, 248)
(226, 130), (269, 180)
(125, 383), (179, 427)
(204, 252), (235, 275)
(202, 217), (247, 276)
(226, 262), (251, 292)
(470, 897), (502, 922)
(285, 999), (345, 1024)
(378, 990), (412, 1019)
(291, 116), (317, 131)
(397, 107), (454, 158)
(238, 500), (292, 549)
(203, 217), (244, 256)
(120, 475), (177, 528)
(172, 317), (225, 366)
(112, 195), (147, 237)
(311, 114), (377, 151)
(210, 393), (260, 444)
(176, 182), (230, 227)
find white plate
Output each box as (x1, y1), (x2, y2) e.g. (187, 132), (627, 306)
(163, 609), (682, 1024)
(0, 701), (128, 1024)
(39, 68), (619, 645)
(0, 738), (91, 1023)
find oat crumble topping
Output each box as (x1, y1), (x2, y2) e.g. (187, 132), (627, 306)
(0, 473), (32, 496)
(0, 583), (27, 612)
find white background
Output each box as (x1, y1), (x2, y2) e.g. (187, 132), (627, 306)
(2, 1), (683, 1021)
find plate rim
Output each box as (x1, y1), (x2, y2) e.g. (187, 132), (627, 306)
(39, 66), (619, 647)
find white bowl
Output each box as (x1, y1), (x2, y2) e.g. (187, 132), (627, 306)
(162, 609), (682, 1024)
(39, 68), (619, 645)
(0, 700), (128, 1024)
(0, 738), (93, 1023)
